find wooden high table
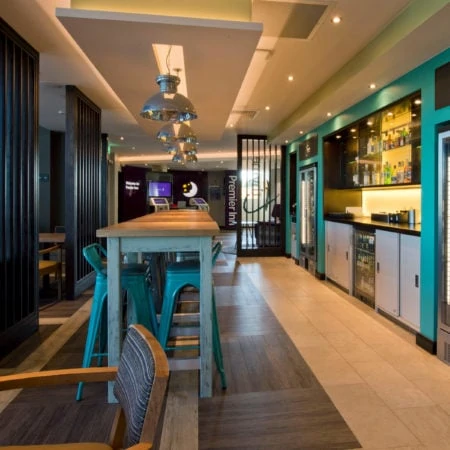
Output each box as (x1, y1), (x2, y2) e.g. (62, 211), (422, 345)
(97, 210), (219, 400)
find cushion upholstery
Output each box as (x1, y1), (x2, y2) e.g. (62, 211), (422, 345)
(113, 327), (155, 448)
(0, 444), (111, 450)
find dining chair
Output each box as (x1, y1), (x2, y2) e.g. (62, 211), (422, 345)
(76, 243), (159, 401)
(157, 240), (227, 389)
(0, 324), (170, 450)
(38, 244), (63, 301)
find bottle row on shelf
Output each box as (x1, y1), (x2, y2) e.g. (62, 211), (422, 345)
(363, 129), (412, 155)
(351, 158), (412, 186)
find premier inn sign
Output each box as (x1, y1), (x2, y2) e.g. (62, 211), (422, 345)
(225, 171), (238, 229)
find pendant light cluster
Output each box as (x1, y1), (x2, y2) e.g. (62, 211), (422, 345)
(140, 46), (198, 164)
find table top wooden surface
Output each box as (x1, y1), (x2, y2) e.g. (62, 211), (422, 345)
(97, 211), (219, 238)
(131, 211), (213, 222)
(39, 233), (66, 243)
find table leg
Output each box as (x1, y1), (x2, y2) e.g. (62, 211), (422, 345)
(199, 238), (213, 398)
(107, 237), (121, 403)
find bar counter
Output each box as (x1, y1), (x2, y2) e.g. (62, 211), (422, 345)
(325, 215), (421, 236)
(97, 210), (219, 399)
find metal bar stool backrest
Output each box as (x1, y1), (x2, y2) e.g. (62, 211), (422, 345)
(83, 243), (108, 277)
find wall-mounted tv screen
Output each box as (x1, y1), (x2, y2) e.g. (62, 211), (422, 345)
(148, 181), (172, 198)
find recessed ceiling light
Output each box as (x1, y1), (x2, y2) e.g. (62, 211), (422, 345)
(299, 131), (304, 135)
(350, 128), (356, 133)
(414, 99), (422, 105)
(265, 106), (270, 111)
(331, 16), (342, 24)
(367, 121), (373, 126)
(120, 136), (124, 140)
(230, 123), (234, 128)
(369, 83), (376, 89)
(327, 112), (332, 117)
(57, 110), (64, 115)
(336, 135), (342, 139)
(132, 146), (136, 150)
(288, 75), (294, 82)
(387, 112), (393, 116)
(285, 139), (289, 143)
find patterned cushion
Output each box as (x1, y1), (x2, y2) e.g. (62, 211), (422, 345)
(113, 327), (155, 447)
(0, 445), (111, 450)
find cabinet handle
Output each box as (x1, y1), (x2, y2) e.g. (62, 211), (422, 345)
(345, 251), (348, 261)
(415, 275), (419, 288)
(376, 262), (380, 273)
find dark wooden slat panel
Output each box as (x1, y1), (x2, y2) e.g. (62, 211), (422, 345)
(0, 18), (38, 357)
(64, 85), (104, 299)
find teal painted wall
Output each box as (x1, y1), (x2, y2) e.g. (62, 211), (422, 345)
(286, 47), (450, 342)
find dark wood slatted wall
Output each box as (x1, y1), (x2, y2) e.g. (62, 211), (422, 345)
(237, 135), (286, 257)
(65, 86), (105, 299)
(0, 19), (39, 356)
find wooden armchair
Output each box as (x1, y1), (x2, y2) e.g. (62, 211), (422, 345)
(38, 244), (63, 301)
(0, 325), (170, 450)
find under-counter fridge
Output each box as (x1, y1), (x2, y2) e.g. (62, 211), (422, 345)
(353, 228), (375, 308)
(438, 128), (450, 364)
(298, 164), (317, 273)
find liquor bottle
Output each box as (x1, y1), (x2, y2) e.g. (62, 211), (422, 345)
(384, 162), (392, 184)
(372, 164), (380, 185)
(399, 129), (405, 147)
(404, 159), (412, 183)
(363, 164), (370, 186)
(396, 161), (404, 183)
(391, 165), (397, 184)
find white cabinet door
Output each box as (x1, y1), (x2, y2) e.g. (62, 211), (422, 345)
(326, 221), (352, 290)
(400, 234), (420, 329)
(375, 230), (400, 316)
(325, 221), (335, 281)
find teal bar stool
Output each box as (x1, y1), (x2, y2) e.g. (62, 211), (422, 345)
(76, 243), (159, 401)
(157, 241), (227, 389)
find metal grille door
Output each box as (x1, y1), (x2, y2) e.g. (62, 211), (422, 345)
(237, 135), (285, 256)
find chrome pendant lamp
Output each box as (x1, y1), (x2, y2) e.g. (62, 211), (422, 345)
(157, 122), (197, 144)
(140, 73), (197, 122)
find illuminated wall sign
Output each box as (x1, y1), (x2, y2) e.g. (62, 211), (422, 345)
(125, 180), (140, 191)
(182, 181), (198, 197)
(225, 170), (238, 229)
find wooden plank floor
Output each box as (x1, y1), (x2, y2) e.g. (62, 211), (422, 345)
(200, 252), (360, 449)
(0, 232), (360, 449)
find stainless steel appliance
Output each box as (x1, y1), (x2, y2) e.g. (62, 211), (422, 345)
(353, 227), (376, 308)
(298, 164), (317, 273)
(438, 128), (450, 364)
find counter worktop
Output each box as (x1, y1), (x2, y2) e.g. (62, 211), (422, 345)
(324, 216), (421, 236)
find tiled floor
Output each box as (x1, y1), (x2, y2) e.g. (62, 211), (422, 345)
(238, 256), (450, 450)
(1, 238), (450, 449)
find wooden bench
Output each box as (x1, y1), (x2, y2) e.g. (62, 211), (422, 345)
(38, 244), (63, 301)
